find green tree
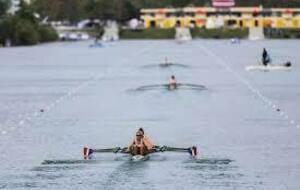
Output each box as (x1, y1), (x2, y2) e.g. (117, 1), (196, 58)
(0, 0), (10, 18)
(17, 0), (38, 23)
(32, 0), (88, 22)
(0, 0), (58, 46)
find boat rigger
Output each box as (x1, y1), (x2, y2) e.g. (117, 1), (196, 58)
(83, 145), (198, 161)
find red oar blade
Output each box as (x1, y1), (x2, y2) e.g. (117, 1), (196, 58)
(83, 147), (94, 160)
(188, 146), (198, 158)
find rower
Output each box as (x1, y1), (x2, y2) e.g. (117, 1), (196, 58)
(164, 57), (168, 64)
(284, 61), (292, 67)
(127, 129), (154, 156)
(160, 57), (171, 67)
(168, 75), (177, 90)
(262, 48), (271, 66)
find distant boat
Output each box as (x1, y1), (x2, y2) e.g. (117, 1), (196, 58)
(89, 43), (103, 48)
(246, 62), (292, 71)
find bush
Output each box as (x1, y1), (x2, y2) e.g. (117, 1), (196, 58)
(15, 18), (40, 45)
(265, 28), (300, 39)
(38, 25), (58, 42)
(0, 16), (58, 46)
(0, 0), (58, 46)
(1, 17), (40, 45)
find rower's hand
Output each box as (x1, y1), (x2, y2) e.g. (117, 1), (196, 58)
(160, 146), (167, 152)
(113, 147), (121, 153)
(151, 146), (162, 152)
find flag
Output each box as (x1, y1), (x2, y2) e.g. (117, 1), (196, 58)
(212, 0), (235, 7)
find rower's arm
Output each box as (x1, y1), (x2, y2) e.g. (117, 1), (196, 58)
(144, 136), (155, 149)
(127, 139), (135, 151)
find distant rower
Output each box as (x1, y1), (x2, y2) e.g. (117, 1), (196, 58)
(160, 57), (172, 67)
(284, 61), (292, 67)
(168, 75), (177, 90)
(262, 48), (271, 66)
(164, 57), (169, 64)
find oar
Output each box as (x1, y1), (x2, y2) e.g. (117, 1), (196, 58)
(177, 83), (207, 89)
(137, 84), (178, 91)
(83, 147), (128, 160)
(155, 146), (198, 157)
(136, 84), (168, 91)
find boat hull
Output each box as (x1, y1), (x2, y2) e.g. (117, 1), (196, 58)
(131, 155), (150, 162)
(246, 65), (291, 71)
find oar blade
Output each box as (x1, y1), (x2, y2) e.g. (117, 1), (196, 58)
(83, 147), (94, 160)
(188, 146), (198, 158)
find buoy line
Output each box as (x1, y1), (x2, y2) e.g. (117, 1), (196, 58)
(196, 43), (299, 129)
(1, 44), (157, 136)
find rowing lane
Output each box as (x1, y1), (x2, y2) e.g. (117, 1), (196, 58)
(194, 39), (300, 190)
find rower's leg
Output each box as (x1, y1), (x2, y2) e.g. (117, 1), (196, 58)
(130, 146), (136, 155)
(132, 146), (142, 155)
(142, 147), (149, 156)
(133, 146), (138, 155)
(136, 147), (141, 155)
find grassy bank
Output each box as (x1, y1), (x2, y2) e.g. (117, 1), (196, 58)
(68, 27), (300, 40)
(120, 28), (249, 39)
(265, 28), (300, 39)
(191, 28), (249, 39)
(120, 28), (175, 39)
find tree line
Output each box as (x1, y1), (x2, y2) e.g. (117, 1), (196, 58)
(31, 0), (300, 23)
(2, 0), (300, 23)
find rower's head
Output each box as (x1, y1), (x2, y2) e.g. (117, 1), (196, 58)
(285, 61), (292, 67)
(136, 131), (143, 140)
(138, 128), (144, 135)
(171, 75), (175, 80)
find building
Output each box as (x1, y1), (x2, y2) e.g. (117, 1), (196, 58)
(8, 0), (31, 14)
(140, 7), (300, 29)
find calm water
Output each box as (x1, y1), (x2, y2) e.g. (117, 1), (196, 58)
(0, 40), (300, 190)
